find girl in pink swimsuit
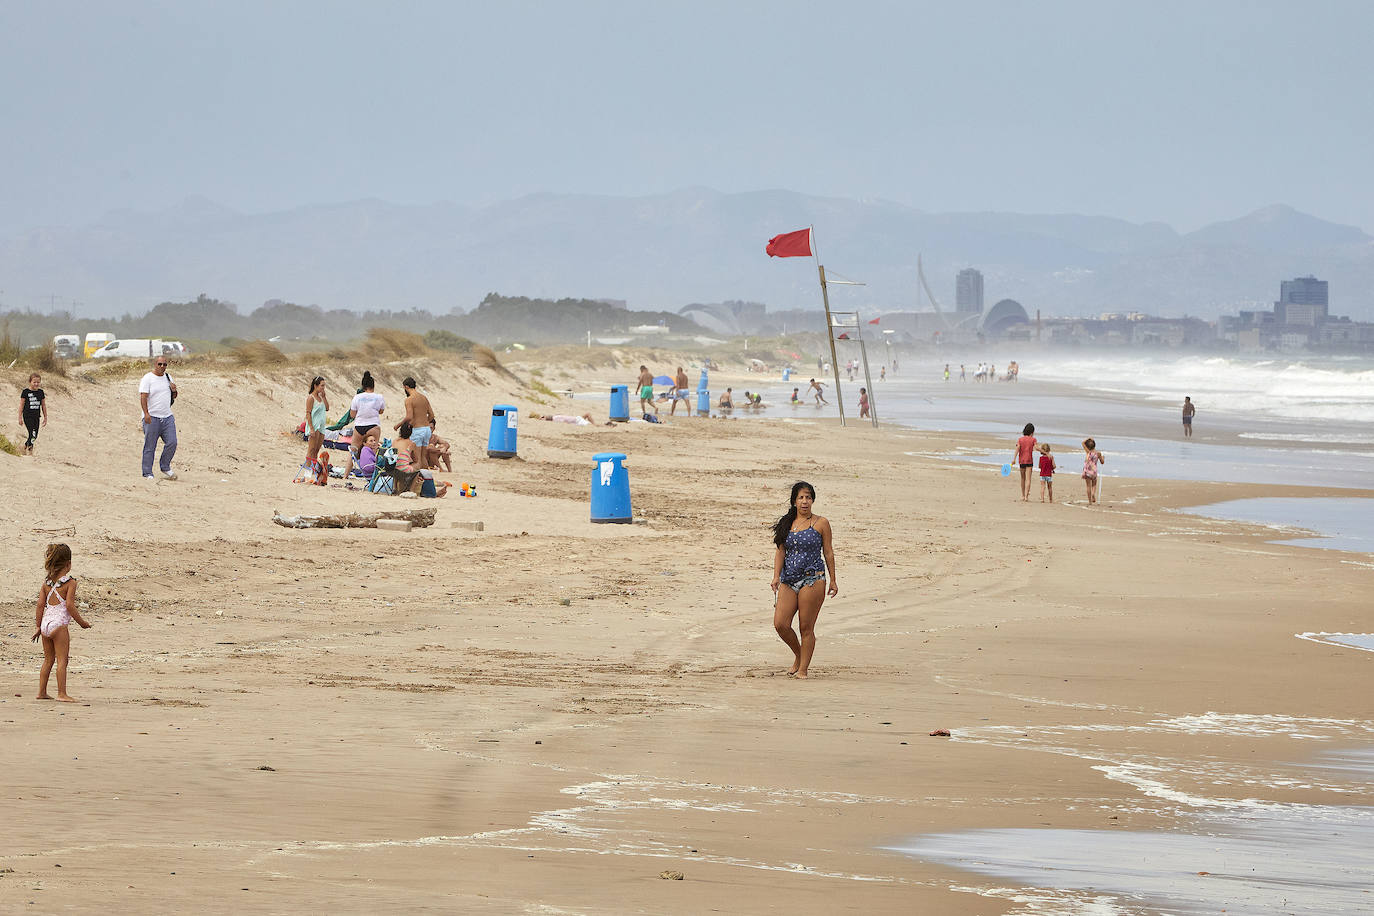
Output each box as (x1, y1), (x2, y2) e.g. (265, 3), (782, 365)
(1081, 437), (1106, 505)
(32, 544), (92, 702)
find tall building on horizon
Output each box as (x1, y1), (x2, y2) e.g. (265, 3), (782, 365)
(956, 268), (984, 314)
(1276, 275), (1328, 326)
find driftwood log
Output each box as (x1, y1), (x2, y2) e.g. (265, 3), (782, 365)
(272, 507), (438, 530)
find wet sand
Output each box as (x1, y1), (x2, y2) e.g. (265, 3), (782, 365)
(1, 351), (1371, 913)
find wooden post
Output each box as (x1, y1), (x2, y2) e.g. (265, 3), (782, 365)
(818, 264), (846, 427)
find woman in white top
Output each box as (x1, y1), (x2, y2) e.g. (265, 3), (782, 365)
(345, 371), (385, 477)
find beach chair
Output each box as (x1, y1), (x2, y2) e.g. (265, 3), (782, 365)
(365, 440), (419, 495)
(293, 459), (320, 484)
(293, 453), (330, 486)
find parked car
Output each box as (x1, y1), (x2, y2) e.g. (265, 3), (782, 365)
(162, 341), (189, 358)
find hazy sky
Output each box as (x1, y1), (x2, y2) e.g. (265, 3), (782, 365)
(2, 1), (1371, 235)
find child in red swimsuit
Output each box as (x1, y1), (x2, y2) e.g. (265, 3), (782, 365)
(1038, 443), (1056, 503)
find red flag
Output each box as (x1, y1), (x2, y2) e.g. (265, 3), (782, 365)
(868, 317), (881, 325)
(765, 228), (812, 258)
(837, 332), (850, 340)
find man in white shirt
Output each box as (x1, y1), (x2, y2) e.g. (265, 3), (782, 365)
(138, 356), (178, 480)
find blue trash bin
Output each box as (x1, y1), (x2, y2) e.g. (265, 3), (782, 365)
(782, 367), (791, 382)
(590, 452), (632, 524)
(609, 384), (629, 422)
(697, 368), (709, 391)
(487, 404), (518, 458)
(696, 389), (710, 416)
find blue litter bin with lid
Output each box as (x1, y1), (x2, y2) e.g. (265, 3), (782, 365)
(487, 404), (518, 458)
(590, 452), (632, 523)
(696, 389), (710, 416)
(609, 385), (629, 422)
(782, 367), (791, 382)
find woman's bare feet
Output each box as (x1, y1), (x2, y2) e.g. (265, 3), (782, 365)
(36, 693), (52, 700)
(56, 694), (76, 703)
(794, 671), (809, 680)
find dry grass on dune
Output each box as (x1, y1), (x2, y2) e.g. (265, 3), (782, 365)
(87, 357), (155, 382)
(232, 340), (289, 365)
(513, 345), (624, 371)
(27, 344), (67, 377)
(363, 328), (429, 360)
(472, 345), (508, 372)
(294, 347), (360, 363)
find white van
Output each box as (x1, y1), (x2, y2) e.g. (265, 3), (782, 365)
(91, 339), (166, 360)
(52, 334), (81, 359)
(84, 332), (115, 357)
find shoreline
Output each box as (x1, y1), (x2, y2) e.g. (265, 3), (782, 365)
(1, 352), (1371, 913)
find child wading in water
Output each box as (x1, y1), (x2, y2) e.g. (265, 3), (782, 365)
(33, 544), (91, 702)
(1081, 438), (1106, 504)
(1038, 442), (1056, 502)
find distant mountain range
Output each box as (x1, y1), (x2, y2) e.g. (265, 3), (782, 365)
(2, 189), (1370, 320)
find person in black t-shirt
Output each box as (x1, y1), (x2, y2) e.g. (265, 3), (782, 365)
(19, 372), (46, 455)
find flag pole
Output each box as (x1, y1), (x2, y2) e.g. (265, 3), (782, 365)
(810, 226), (846, 427)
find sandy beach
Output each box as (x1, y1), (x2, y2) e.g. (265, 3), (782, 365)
(2, 350), (1372, 913)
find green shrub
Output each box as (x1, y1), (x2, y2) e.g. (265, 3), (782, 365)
(423, 329), (477, 352)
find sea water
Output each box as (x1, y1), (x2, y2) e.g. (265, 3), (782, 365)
(750, 353), (1374, 551)
(889, 740), (1374, 915)
(1175, 497), (1374, 552)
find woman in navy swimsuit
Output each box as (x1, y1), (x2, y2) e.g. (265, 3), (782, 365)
(770, 481), (838, 679)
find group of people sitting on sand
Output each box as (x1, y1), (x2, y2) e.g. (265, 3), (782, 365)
(300, 371), (455, 496)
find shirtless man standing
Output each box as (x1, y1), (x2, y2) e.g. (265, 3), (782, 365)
(395, 377), (438, 466)
(1182, 396), (1196, 438)
(636, 365), (658, 416)
(670, 366), (690, 416)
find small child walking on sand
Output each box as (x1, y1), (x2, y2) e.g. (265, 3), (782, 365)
(1038, 442), (1056, 502)
(33, 544), (91, 702)
(1081, 438), (1106, 505)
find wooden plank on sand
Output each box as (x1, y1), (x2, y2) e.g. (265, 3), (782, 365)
(271, 508), (438, 529)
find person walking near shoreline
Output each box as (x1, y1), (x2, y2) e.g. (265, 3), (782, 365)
(1182, 396), (1195, 438)
(1038, 442), (1056, 502)
(1082, 438), (1105, 504)
(1013, 423), (1037, 501)
(770, 481), (837, 679)
(138, 355), (178, 481)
